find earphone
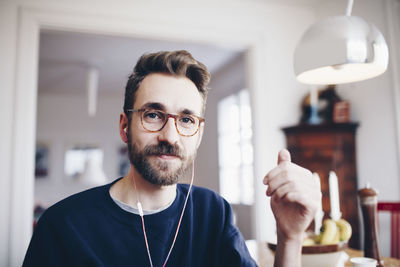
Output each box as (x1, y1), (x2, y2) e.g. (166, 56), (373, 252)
(122, 128), (128, 143)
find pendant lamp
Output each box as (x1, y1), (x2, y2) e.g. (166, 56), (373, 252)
(294, 0), (389, 85)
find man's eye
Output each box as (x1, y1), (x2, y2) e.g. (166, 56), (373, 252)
(144, 111), (162, 120)
(180, 116), (195, 124)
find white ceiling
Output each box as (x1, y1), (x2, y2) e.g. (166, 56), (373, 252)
(38, 30), (243, 96)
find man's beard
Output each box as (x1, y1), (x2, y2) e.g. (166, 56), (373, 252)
(127, 139), (193, 186)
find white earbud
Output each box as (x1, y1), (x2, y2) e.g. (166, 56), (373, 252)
(122, 128), (128, 142)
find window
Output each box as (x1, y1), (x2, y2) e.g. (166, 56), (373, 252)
(218, 89), (254, 204)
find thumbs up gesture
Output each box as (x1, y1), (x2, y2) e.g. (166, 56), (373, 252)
(263, 149), (321, 242)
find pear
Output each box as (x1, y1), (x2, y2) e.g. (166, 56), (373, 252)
(336, 219), (352, 241)
(320, 219), (338, 245)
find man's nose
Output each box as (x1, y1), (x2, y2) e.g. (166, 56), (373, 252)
(157, 117), (180, 144)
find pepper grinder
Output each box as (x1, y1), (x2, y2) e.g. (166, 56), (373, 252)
(358, 184), (384, 266)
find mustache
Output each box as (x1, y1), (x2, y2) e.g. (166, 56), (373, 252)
(143, 141), (184, 158)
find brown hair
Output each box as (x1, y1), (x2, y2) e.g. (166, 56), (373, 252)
(123, 50), (211, 115)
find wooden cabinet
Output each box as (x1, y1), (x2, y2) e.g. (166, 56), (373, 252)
(282, 123), (360, 249)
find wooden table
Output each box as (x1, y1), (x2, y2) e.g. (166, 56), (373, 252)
(247, 241), (400, 267)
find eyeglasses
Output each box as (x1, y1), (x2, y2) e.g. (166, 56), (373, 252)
(125, 108), (204, 137)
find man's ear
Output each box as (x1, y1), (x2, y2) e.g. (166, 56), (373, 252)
(119, 112), (128, 143)
(195, 122), (205, 149)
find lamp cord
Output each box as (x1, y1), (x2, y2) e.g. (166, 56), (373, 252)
(346, 0), (354, 16)
(132, 160), (195, 267)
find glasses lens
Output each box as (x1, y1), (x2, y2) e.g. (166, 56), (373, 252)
(140, 109), (200, 136)
(141, 110), (166, 131)
(176, 114), (199, 136)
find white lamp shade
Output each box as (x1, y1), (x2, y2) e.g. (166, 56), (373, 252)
(294, 16), (389, 85)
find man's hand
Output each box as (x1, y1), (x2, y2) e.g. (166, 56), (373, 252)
(263, 149), (321, 242)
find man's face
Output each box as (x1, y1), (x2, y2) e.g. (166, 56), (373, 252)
(127, 73), (204, 186)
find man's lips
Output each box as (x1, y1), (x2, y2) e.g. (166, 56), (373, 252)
(154, 154), (181, 160)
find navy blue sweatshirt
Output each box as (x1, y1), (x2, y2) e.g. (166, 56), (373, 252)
(23, 179), (257, 266)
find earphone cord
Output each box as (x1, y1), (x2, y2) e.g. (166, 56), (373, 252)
(132, 160), (195, 267)
(133, 175), (153, 267)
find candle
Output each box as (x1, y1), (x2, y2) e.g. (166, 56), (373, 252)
(313, 173), (324, 234)
(329, 171), (342, 221)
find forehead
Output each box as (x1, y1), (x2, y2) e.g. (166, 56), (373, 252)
(134, 73), (203, 115)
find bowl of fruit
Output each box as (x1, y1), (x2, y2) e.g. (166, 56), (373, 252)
(302, 218), (352, 267)
(268, 218), (352, 267)
(303, 218), (352, 249)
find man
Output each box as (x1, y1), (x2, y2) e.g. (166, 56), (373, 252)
(23, 50), (321, 266)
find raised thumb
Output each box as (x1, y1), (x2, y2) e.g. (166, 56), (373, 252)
(277, 149), (291, 165)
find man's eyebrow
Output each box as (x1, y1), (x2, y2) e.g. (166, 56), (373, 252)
(141, 102), (165, 110)
(180, 108), (196, 115)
